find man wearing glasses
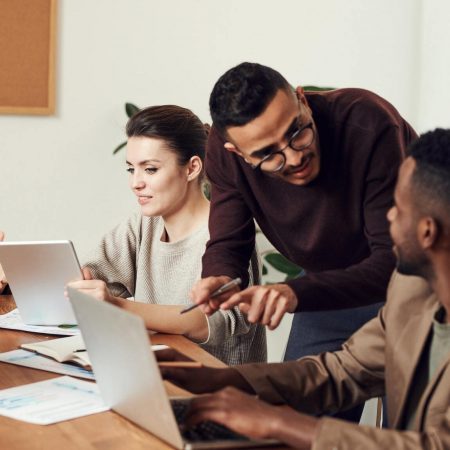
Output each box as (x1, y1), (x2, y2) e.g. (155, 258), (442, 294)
(191, 62), (416, 419)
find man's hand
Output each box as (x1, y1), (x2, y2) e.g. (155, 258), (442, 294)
(189, 276), (238, 315)
(184, 387), (318, 448)
(66, 267), (115, 302)
(0, 231), (7, 294)
(190, 277), (298, 330)
(221, 284), (298, 330)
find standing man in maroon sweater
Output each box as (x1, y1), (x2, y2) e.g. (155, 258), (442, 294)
(190, 62), (416, 419)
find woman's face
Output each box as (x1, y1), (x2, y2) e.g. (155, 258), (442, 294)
(126, 136), (190, 218)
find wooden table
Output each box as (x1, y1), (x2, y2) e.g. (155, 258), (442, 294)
(0, 296), (227, 450)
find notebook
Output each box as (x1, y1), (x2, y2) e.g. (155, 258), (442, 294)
(0, 241), (82, 325)
(67, 287), (278, 449)
(21, 335), (91, 368)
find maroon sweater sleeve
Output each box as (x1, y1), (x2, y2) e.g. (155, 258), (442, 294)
(201, 130), (255, 288)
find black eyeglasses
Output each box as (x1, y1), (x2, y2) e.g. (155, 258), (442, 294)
(251, 122), (315, 173)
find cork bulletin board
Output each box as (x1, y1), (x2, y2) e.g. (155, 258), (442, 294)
(0, 0), (57, 115)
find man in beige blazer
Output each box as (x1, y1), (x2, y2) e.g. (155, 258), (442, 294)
(160, 128), (450, 449)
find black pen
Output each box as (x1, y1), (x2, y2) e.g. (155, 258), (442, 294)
(180, 277), (242, 314)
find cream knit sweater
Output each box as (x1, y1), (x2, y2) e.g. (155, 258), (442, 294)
(82, 213), (266, 365)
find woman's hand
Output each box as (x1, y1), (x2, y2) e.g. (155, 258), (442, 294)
(66, 267), (115, 302)
(189, 276), (236, 315)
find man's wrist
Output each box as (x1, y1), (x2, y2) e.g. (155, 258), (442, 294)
(275, 283), (298, 312)
(288, 290), (299, 313)
(271, 406), (319, 449)
(267, 406), (286, 439)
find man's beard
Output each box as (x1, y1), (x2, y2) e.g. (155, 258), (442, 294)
(396, 248), (429, 278)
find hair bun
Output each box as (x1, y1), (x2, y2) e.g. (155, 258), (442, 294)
(203, 123), (211, 137)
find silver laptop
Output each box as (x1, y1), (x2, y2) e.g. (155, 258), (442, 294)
(67, 287), (278, 449)
(0, 241), (82, 325)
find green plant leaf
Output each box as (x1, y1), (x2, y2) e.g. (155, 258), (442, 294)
(262, 265), (268, 275)
(264, 253), (303, 277)
(285, 272), (304, 281)
(125, 103), (140, 118)
(202, 181), (211, 200)
(113, 141), (127, 155)
(302, 85), (334, 92)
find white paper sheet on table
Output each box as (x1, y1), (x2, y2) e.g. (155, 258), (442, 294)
(0, 309), (80, 335)
(0, 376), (108, 424)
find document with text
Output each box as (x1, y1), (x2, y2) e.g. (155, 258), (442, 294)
(0, 376), (108, 424)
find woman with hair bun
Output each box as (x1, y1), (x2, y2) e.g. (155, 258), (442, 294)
(68, 105), (266, 365)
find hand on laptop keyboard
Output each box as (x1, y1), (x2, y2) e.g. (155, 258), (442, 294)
(180, 387), (282, 442)
(172, 399), (247, 442)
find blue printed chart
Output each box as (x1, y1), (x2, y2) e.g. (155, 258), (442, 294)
(0, 376), (108, 424)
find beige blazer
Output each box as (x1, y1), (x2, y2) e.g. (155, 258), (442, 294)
(236, 273), (450, 449)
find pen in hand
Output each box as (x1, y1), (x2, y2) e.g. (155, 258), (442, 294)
(180, 277), (242, 314)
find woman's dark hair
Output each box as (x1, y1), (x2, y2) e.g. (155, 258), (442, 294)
(209, 62), (291, 136)
(126, 105), (208, 166)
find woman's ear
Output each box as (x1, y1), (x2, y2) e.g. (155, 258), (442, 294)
(186, 155), (203, 181)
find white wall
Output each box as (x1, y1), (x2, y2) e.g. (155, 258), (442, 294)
(1, 0), (424, 253)
(417, 0), (450, 131)
(1, 0), (448, 362)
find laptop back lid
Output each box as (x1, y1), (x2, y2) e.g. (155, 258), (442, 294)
(0, 241), (82, 325)
(67, 287), (183, 450)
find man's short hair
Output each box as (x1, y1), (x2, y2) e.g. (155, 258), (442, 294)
(209, 62), (291, 136)
(408, 128), (450, 222)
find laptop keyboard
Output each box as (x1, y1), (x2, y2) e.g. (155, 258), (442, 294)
(171, 399), (248, 442)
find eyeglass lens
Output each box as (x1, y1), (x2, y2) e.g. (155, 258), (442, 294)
(259, 126), (314, 172)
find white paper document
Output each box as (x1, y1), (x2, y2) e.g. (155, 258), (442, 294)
(0, 349), (95, 380)
(0, 376), (108, 424)
(0, 309), (80, 335)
